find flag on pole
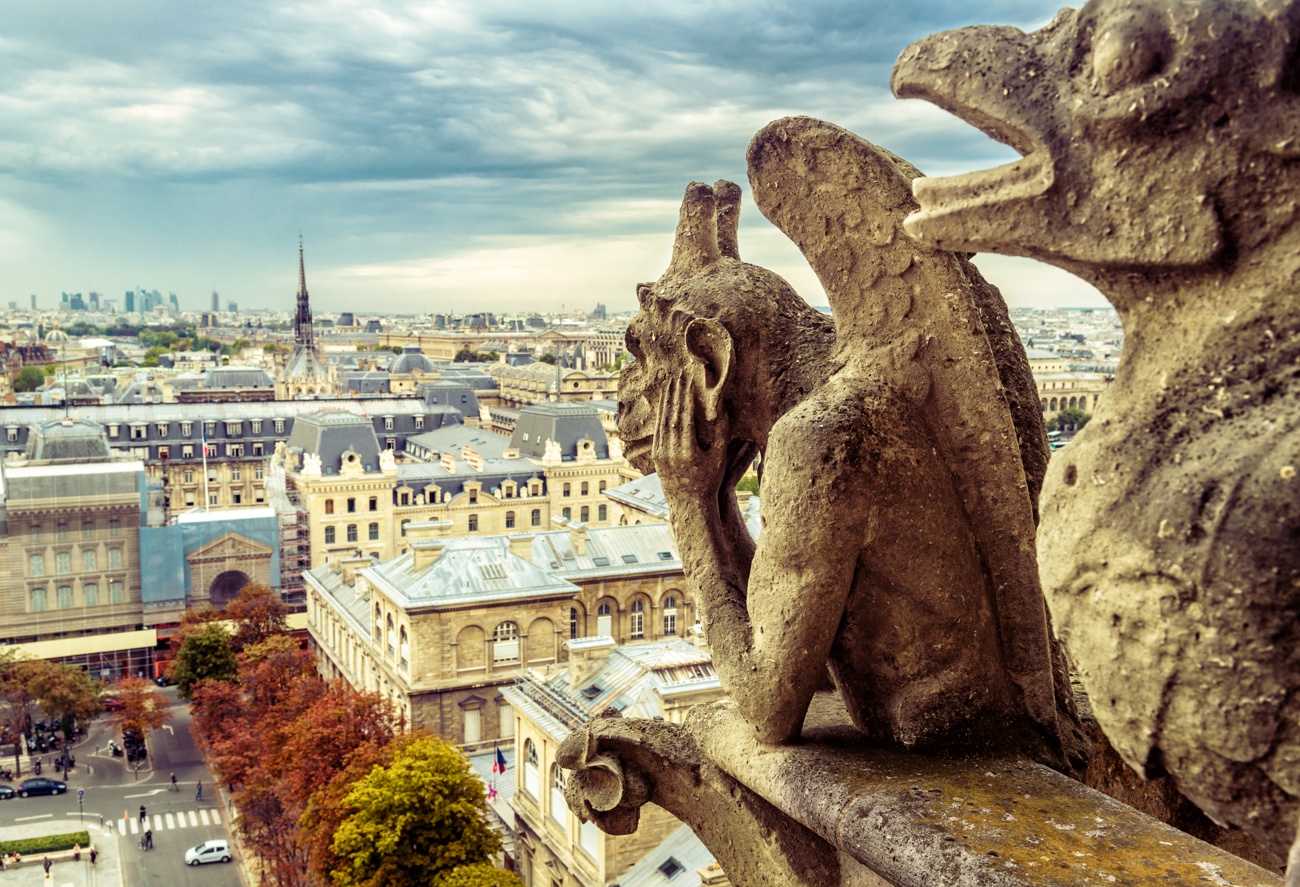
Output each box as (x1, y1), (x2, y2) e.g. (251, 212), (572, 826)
(492, 746), (507, 775)
(487, 783), (498, 800)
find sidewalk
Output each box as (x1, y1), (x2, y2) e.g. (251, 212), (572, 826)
(0, 818), (123, 887)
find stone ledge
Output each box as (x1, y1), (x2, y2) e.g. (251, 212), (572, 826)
(688, 699), (1281, 887)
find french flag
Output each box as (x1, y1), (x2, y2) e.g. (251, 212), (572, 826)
(491, 746), (507, 775)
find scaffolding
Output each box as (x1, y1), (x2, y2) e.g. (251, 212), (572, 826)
(267, 459), (310, 610)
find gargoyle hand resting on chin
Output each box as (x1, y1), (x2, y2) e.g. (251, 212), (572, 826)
(619, 121), (1085, 770)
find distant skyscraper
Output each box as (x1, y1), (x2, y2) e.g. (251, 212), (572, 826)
(169, 293), (180, 312)
(8, 301), (16, 311)
(227, 300), (238, 313)
(89, 292), (100, 311)
(30, 294), (36, 309)
(69, 293), (87, 311)
(125, 290), (135, 313)
(211, 290), (219, 312)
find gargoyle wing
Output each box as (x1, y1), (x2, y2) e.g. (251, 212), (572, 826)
(747, 116), (1059, 738)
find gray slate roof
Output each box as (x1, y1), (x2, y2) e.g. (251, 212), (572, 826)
(528, 522), (680, 579)
(23, 418), (112, 462)
(364, 537), (580, 608)
(511, 402), (608, 460)
(204, 367), (274, 388)
(286, 410), (383, 474)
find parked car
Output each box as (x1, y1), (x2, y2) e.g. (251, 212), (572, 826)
(101, 695), (125, 712)
(185, 840), (231, 866)
(153, 674), (171, 687)
(0, 785), (14, 800)
(17, 778), (67, 797)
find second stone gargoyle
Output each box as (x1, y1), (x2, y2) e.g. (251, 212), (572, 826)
(618, 118), (1085, 769)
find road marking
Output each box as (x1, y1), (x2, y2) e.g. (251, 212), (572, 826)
(124, 789), (167, 798)
(129, 819), (139, 835)
(165, 813), (176, 829)
(15, 814), (53, 821)
(197, 810), (210, 826)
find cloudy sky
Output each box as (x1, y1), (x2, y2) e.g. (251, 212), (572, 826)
(1, 0), (1107, 315)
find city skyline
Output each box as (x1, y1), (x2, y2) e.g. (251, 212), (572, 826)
(2, 0), (1108, 314)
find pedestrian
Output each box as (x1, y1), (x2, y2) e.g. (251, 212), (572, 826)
(89, 848), (98, 866)
(139, 804), (147, 823)
(195, 780), (203, 801)
(170, 771), (177, 791)
(72, 844), (80, 862)
(144, 829), (152, 850)
(42, 857), (50, 874)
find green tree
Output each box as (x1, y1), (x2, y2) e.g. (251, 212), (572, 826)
(736, 475), (760, 495)
(0, 652), (43, 775)
(1048, 406), (1092, 432)
(28, 664), (102, 739)
(171, 623), (238, 700)
(14, 366), (45, 392)
(436, 865), (524, 887)
(536, 353), (557, 365)
(476, 351), (499, 363)
(332, 734), (500, 887)
(453, 349), (476, 363)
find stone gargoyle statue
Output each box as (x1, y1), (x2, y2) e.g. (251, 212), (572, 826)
(893, 0), (1300, 869)
(613, 117), (1085, 768)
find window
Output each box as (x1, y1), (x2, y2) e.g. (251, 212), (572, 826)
(57, 586), (73, 609)
(204, 421), (216, 437)
(347, 498), (356, 513)
(108, 424), (120, 439)
(468, 514), (478, 532)
(399, 626), (409, 670)
(253, 442), (264, 456)
(233, 492), (243, 505)
(369, 497), (378, 512)
(468, 490), (477, 505)
(209, 493), (219, 506)
(580, 506), (589, 522)
(664, 596), (678, 636)
(57, 523), (68, 540)
(551, 765), (568, 826)
(599, 480), (607, 493)
(374, 605), (383, 643)
(386, 615), (395, 658)
(400, 492), (410, 506)
(156, 422), (168, 437)
(325, 499), (335, 515)
(232, 467), (241, 481)
(109, 518), (120, 536)
(5, 427), (16, 442)
(563, 483), (571, 497)
(275, 419), (285, 433)
(658, 858), (684, 879)
(56, 552), (71, 574)
(251, 420), (262, 434)
(29, 554), (44, 577)
(130, 425), (146, 440)
(505, 511), (515, 529)
(83, 583), (98, 607)
(82, 550), (97, 572)
(630, 600), (645, 639)
(492, 622), (519, 665)
(110, 580), (124, 603)
(108, 549), (123, 569)
(386, 437), (396, 451)
(598, 504), (607, 522)
(158, 446), (170, 460)
(531, 509), (541, 527)
(368, 522), (379, 541)
(30, 588), (46, 612)
(81, 521), (94, 538)
(464, 707), (481, 744)
(570, 607), (580, 639)
(325, 526), (336, 544)
(581, 482), (589, 496)
(347, 524), (358, 543)
(384, 417), (394, 430)
(208, 467), (217, 482)
(401, 520), (410, 537)
(562, 507), (571, 520)
(182, 445), (194, 458)
(597, 602), (613, 637)
(580, 820), (599, 856)
(181, 422), (192, 437)
(499, 702), (514, 738)
(524, 740), (540, 798)
(29, 524), (40, 542)
(227, 444), (244, 457)
(185, 493), (195, 507)
(255, 466), (264, 480)
(415, 416), (424, 429)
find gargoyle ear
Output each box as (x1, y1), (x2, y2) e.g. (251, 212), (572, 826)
(713, 180), (742, 260)
(684, 317), (734, 422)
(669, 182), (721, 275)
(635, 283), (654, 309)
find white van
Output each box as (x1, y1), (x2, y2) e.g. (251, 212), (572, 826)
(185, 839), (232, 866)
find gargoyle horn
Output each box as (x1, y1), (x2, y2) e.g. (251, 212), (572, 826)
(713, 180), (742, 261)
(669, 182), (723, 274)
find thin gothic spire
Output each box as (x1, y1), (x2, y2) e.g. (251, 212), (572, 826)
(295, 236), (314, 349)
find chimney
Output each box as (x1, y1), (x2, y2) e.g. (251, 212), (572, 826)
(339, 554), (372, 584)
(509, 534), (534, 560)
(406, 519), (453, 571)
(463, 448), (484, 471)
(440, 451), (456, 472)
(411, 540), (445, 572)
(569, 521), (588, 557)
(566, 636), (617, 690)
(697, 862), (731, 887)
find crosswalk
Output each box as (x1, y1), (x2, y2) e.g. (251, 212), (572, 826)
(116, 808), (222, 835)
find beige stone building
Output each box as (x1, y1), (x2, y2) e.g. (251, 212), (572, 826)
(1027, 347), (1111, 418)
(303, 519), (694, 748)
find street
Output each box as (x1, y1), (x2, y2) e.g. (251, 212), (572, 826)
(1, 688), (241, 887)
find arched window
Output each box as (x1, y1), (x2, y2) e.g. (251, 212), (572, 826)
(374, 605), (383, 643)
(663, 596), (678, 636)
(468, 514), (479, 532)
(524, 740), (540, 797)
(492, 622), (519, 665)
(570, 607), (580, 639)
(506, 511), (516, 529)
(82, 550), (97, 572)
(83, 583), (98, 607)
(563, 483), (571, 497)
(597, 602), (613, 637)
(580, 506), (589, 522)
(630, 599), (645, 639)
(57, 586), (73, 609)
(386, 615), (395, 658)
(598, 480), (606, 493)
(30, 588), (46, 612)
(550, 764), (568, 825)
(581, 481), (589, 496)
(109, 580), (124, 603)
(562, 507), (571, 520)
(399, 626), (409, 670)
(598, 504), (607, 522)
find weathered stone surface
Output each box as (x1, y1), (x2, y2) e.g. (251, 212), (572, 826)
(892, 0), (1300, 864)
(616, 118), (1083, 768)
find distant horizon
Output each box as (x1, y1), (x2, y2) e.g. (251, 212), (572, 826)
(3, 1), (1109, 313)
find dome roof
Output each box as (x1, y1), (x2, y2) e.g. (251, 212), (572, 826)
(44, 322), (69, 343)
(388, 345), (438, 375)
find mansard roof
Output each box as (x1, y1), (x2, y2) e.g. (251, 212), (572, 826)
(511, 402), (608, 460)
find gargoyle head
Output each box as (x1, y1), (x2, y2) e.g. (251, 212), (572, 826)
(891, 0), (1300, 294)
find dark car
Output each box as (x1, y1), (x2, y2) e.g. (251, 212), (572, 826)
(153, 674), (171, 687)
(0, 785), (14, 800)
(17, 778), (67, 797)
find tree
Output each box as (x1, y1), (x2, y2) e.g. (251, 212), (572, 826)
(0, 653), (43, 775)
(436, 865), (524, 887)
(226, 582), (289, 653)
(102, 677), (171, 747)
(536, 353), (557, 365)
(331, 734), (501, 887)
(453, 349), (476, 363)
(28, 664), (102, 739)
(1049, 406), (1092, 432)
(171, 623), (238, 700)
(14, 366), (45, 392)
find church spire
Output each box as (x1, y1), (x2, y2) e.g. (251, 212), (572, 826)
(294, 236), (314, 349)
